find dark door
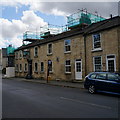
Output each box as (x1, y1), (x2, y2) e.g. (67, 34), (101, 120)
(108, 60), (115, 72)
(107, 55), (116, 72)
(26, 59), (32, 79)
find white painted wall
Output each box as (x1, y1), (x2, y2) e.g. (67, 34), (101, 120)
(6, 67), (15, 77)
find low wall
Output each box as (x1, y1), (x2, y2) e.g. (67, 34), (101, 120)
(6, 67), (15, 77)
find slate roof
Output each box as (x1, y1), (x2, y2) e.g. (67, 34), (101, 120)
(83, 16), (120, 35)
(15, 16), (120, 51)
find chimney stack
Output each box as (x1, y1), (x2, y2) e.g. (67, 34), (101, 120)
(110, 14), (112, 19)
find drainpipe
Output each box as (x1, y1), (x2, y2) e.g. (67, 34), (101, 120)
(83, 34), (87, 77)
(118, 27), (120, 72)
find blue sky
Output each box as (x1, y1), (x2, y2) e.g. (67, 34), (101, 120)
(2, 5), (66, 25)
(0, 1), (119, 48)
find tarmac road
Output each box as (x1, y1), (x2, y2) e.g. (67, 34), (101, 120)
(2, 78), (120, 119)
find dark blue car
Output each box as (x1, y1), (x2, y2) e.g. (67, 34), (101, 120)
(84, 72), (120, 95)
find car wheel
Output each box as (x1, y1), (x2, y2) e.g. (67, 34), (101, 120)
(88, 85), (96, 94)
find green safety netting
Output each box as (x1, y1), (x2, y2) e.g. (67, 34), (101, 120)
(7, 45), (15, 55)
(67, 11), (106, 28)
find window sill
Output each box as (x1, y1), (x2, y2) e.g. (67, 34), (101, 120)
(65, 72), (71, 75)
(91, 48), (102, 52)
(47, 53), (52, 56)
(40, 71), (44, 74)
(64, 51), (71, 54)
(34, 56), (38, 58)
(19, 71), (22, 73)
(49, 71), (53, 74)
(24, 71), (27, 73)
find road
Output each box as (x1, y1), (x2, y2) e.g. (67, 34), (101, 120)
(2, 78), (120, 119)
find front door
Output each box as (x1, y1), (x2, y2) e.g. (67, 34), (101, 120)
(106, 55), (116, 72)
(26, 59), (32, 79)
(75, 59), (82, 80)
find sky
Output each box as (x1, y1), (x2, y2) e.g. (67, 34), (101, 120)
(0, 0), (119, 48)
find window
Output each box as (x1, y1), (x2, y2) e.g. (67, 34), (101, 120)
(23, 49), (30, 58)
(94, 56), (102, 72)
(108, 73), (119, 81)
(48, 60), (52, 72)
(96, 73), (106, 80)
(93, 33), (101, 49)
(24, 63), (27, 72)
(40, 62), (44, 72)
(19, 50), (22, 59)
(15, 64), (19, 71)
(65, 60), (71, 73)
(34, 63), (38, 72)
(90, 73), (97, 79)
(47, 43), (52, 54)
(19, 64), (22, 72)
(34, 46), (38, 57)
(64, 40), (71, 53)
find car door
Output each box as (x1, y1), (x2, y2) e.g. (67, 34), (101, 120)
(95, 73), (108, 91)
(107, 73), (120, 94)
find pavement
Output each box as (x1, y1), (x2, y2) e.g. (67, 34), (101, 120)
(2, 77), (85, 89)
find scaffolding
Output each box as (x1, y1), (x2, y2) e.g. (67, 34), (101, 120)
(67, 9), (106, 29)
(23, 24), (68, 42)
(23, 9), (106, 42)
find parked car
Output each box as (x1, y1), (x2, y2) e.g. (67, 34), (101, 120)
(84, 72), (120, 95)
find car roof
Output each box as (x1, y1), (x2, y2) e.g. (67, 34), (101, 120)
(89, 72), (120, 74)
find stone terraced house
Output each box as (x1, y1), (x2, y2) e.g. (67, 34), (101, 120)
(14, 14), (120, 81)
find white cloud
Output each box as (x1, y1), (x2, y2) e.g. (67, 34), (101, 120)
(21, 10), (48, 30)
(51, 8), (66, 16)
(0, 10), (48, 48)
(1, 18), (27, 39)
(0, 1), (118, 17)
(0, 1), (119, 48)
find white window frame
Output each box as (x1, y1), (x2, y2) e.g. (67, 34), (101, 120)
(40, 62), (44, 72)
(93, 56), (102, 72)
(64, 39), (71, 53)
(19, 50), (22, 59)
(34, 62), (38, 72)
(15, 64), (19, 72)
(65, 60), (71, 73)
(92, 33), (101, 50)
(19, 64), (22, 72)
(47, 43), (52, 55)
(106, 54), (116, 72)
(48, 60), (53, 72)
(34, 46), (38, 57)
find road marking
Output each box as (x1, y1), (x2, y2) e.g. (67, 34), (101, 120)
(60, 97), (111, 110)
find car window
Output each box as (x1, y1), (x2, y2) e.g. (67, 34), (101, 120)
(115, 73), (120, 79)
(108, 73), (119, 81)
(89, 73), (96, 79)
(96, 73), (106, 80)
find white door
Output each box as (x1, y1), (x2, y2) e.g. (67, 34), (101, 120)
(106, 55), (116, 72)
(75, 59), (82, 80)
